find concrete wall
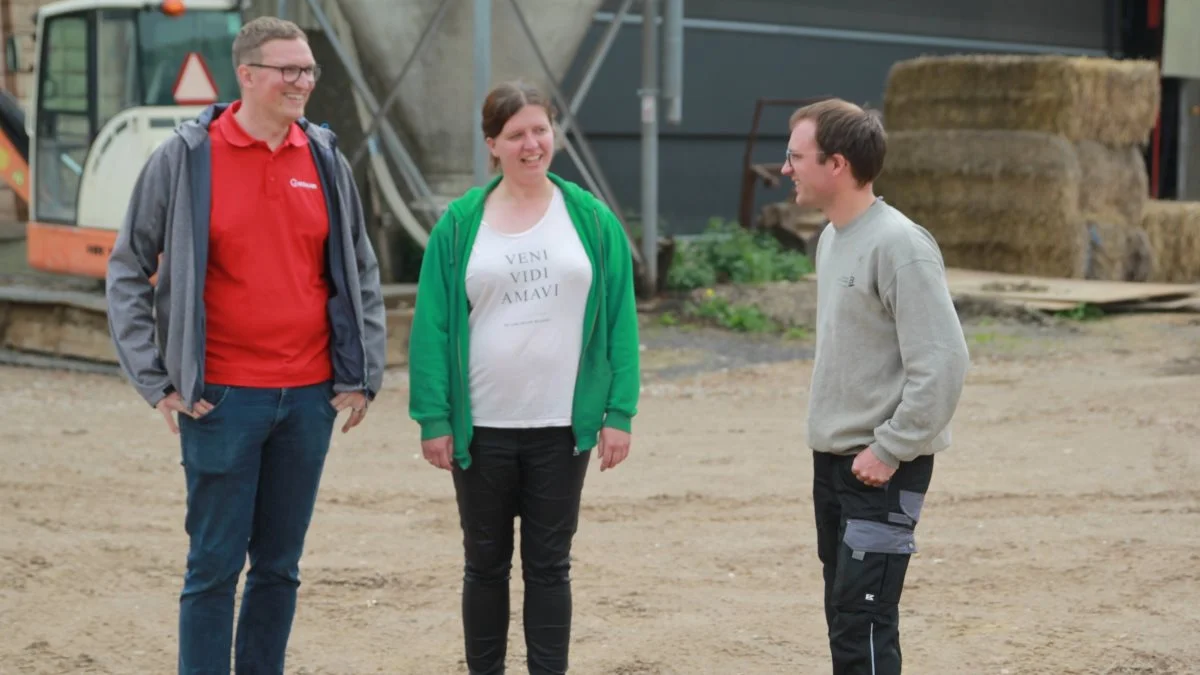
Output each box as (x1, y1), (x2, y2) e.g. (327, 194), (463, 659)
(549, 0), (1114, 236)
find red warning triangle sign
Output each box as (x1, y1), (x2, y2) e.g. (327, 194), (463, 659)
(172, 52), (219, 105)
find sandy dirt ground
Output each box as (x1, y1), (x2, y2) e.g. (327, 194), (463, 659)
(2, 311), (1199, 674)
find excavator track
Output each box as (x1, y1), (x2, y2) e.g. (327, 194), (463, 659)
(0, 276), (416, 376)
(0, 280), (122, 375)
(0, 347), (122, 375)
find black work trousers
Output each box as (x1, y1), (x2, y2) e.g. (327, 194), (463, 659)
(812, 449), (933, 675)
(452, 426), (590, 675)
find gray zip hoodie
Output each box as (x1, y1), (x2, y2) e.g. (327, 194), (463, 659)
(105, 103), (387, 409)
(806, 197), (970, 468)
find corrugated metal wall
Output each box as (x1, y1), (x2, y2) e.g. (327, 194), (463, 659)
(550, 0), (1114, 235)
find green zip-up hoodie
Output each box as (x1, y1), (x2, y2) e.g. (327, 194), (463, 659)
(407, 172), (641, 470)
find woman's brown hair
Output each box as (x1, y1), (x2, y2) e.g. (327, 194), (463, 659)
(481, 80), (559, 170)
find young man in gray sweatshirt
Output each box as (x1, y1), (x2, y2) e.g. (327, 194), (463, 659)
(782, 98), (970, 673)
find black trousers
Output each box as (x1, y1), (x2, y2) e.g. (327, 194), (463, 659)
(812, 449), (934, 675)
(452, 426), (590, 675)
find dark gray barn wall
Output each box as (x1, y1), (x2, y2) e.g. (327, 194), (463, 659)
(549, 0), (1114, 236)
(630, 0), (1111, 51)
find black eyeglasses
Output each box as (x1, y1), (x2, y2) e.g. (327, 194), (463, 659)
(246, 63), (322, 83)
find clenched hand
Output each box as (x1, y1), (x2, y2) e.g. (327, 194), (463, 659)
(852, 446), (897, 487)
(597, 427), (631, 472)
(422, 435), (454, 471)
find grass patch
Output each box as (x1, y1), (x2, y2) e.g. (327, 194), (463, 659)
(655, 296), (814, 338)
(783, 326), (811, 341)
(965, 329), (1025, 352)
(667, 219), (814, 291)
(1053, 303), (1106, 321)
(685, 297), (778, 333)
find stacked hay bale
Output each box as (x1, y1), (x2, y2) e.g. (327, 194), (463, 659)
(879, 129), (1089, 279)
(1075, 140), (1155, 282)
(1140, 200), (1200, 282)
(876, 54), (1160, 281)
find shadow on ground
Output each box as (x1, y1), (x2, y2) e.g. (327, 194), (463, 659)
(639, 323), (813, 380)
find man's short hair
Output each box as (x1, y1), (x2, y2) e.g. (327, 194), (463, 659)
(789, 98), (887, 186)
(232, 16), (308, 66)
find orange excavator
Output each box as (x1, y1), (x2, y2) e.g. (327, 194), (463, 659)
(0, 87), (28, 209)
(0, 0), (241, 370)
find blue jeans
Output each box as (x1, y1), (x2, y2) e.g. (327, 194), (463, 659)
(176, 381), (337, 675)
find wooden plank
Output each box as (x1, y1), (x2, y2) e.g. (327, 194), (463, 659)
(999, 298), (1082, 311)
(810, 266), (1200, 311)
(957, 293), (1081, 311)
(1105, 296), (1200, 312)
(944, 268), (1200, 306)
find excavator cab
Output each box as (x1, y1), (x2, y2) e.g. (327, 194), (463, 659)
(22, 0), (242, 278)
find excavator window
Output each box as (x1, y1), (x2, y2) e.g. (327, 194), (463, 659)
(32, 7), (240, 226)
(138, 10), (240, 107)
(96, 11), (140, 131)
(35, 13), (89, 224)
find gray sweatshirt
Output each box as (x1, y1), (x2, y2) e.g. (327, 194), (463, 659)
(806, 198), (970, 468)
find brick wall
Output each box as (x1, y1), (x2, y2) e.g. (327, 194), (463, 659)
(2, 0), (59, 108)
(0, 0), (57, 224)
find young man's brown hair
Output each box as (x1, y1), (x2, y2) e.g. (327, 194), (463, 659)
(231, 16), (308, 66)
(789, 99), (887, 186)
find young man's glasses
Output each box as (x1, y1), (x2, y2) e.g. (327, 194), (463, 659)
(784, 149), (828, 169)
(247, 63), (322, 83)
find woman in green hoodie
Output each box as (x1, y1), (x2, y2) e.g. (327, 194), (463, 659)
(407, 80), (641, 674)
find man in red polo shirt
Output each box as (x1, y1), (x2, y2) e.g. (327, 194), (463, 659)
(105, 16), (387, 674)
(204, 93), (333, 390)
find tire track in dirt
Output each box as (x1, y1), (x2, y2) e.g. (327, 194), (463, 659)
(579, 488), (1200, 523)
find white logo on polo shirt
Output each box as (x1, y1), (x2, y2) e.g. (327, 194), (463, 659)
(290, 178), (319, 190)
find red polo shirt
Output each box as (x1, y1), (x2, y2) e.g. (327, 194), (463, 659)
(204, 101), (333, 387)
